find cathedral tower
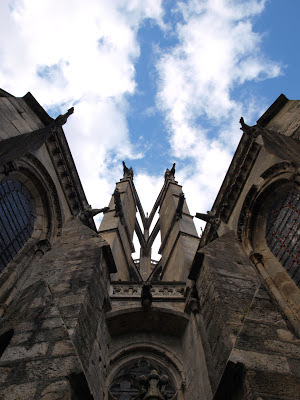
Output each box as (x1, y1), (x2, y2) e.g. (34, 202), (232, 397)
(0, 89), (299, 399)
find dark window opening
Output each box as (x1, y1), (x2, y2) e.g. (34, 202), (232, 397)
(0, 180), (35, 271)
(0, 329), (14, 358)
(266, 191), (300, 286)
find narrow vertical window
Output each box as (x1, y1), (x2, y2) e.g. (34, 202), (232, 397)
(266, 192), (300, 286)
(0, 180), (35, 271)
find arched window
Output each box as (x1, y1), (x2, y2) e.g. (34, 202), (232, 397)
(0, 179), (35, 271)
(109, 358), (177, 400)
(266, 191), (300, 286)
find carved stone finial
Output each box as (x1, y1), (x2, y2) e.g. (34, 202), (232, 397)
(138, 369), (168, 400)
(170, 163), (175, 177)
(122, 161), (134, 179)
(164, 163), (176, 180)
(141, 282), (152, 310)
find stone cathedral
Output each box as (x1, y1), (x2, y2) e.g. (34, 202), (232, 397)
(0, 88), (299, 400)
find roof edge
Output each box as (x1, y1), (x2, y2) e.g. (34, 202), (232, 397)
(257, 94), (289, 127)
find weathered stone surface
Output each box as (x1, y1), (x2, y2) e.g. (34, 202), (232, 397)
(1, 91), (300, 400)
(0, 343), (48, 362)
(0, 382), (37, 400)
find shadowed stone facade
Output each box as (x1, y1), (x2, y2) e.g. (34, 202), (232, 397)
(0, 89), (299, 399)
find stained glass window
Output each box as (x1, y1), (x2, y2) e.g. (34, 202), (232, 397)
(266, 192), (300, 286)
(109, 358), (176, 400)
(0, 180), (35, 271)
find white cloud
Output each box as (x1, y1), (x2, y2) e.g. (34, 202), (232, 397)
(0, 0), (283, 256)
(156, 0), (281, 223)
(0, 0), (164, 212)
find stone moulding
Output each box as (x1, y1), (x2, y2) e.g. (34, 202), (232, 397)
(110, 282), (186, 301)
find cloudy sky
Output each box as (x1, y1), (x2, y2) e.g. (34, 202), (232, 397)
(1, 0), (299, 258)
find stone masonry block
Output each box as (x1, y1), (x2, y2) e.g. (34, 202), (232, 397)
(230, 348), (290, 374)
(52, 341), (74, 357)
(0, 382), (37, 400)
(0, 343), (48, 362)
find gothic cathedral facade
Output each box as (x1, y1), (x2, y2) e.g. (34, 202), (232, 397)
(0, 89), (299, 399)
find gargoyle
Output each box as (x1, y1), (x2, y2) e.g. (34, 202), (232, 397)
(78, 206), (109, 222)
(195, 212), (221, 230)
(53, 107), (74, 129)
(239, 117), (260, 138)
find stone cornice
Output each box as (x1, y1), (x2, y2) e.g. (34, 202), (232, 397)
(110, 282), (186, 302)
(200, 133), (260, 247)
(23, 92), (95, 231)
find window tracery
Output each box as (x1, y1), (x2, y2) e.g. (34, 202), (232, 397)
(265, 191), (300, 286)
(0, 179), (35, 271)
(109, 358), (177, 400)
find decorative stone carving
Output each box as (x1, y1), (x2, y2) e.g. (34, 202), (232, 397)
(52, 107), (74, 130)
(122, 161), (134, 180)
(260, 162), (293, 180)
(109, 359), (176, 400)
(164, 163), (175, 180)
(239, 117), (260, 139)
(111, 283), (185, 300)
(138, 369), (168, 400)
(195, 212), (221, 231)
(0, 161), (17, 176)
(77, 206), (110, 223)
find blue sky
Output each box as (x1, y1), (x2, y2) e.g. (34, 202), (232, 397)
(0, 0), (299, 256)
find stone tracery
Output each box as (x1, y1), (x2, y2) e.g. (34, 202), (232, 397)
(109, 358), (177, 400)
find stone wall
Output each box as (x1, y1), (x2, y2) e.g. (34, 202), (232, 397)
(194, 231), (300, 399)
(0, 218), (114, 399)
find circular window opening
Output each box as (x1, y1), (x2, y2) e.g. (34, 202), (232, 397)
(0, 179), (35, 271)
(109, 358), (177, 400)
(266, 191), (300, 286)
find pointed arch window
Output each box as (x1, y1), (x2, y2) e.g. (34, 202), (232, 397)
(266, 191), (300, 286)
(0, 180), (35, 271)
